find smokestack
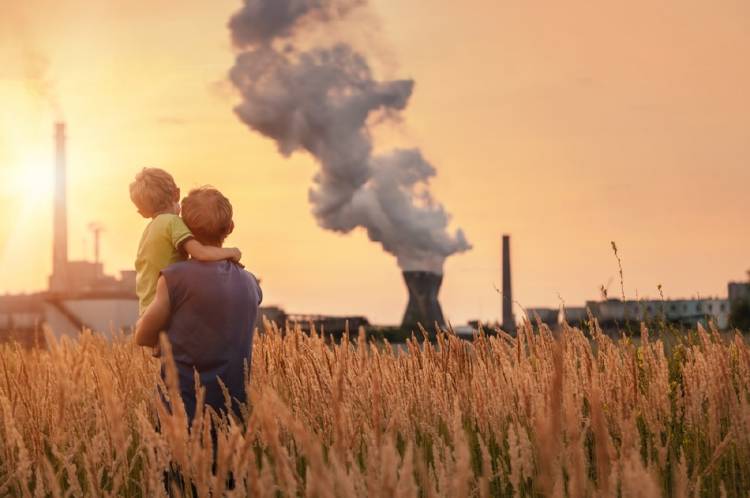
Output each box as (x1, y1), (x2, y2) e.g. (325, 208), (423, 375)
(50, 122), (68, 291)
(401, 271), (446, 332)
(502, 234), (515, 332)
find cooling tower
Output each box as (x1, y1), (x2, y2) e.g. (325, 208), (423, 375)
(401, 271), (446, 331)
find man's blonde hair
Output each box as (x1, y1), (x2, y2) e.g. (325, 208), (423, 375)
(129, 168), (179, 217)
(181, 187), (234, 245)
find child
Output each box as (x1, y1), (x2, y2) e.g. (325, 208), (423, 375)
(129, 167), (241, 317)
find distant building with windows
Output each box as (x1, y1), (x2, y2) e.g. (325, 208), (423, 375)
(479, 285), (745, 333)
(585, 297), (730, 330)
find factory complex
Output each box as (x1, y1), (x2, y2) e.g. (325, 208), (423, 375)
(527, 294), (740, 331)
(519, 269), (749, 333)
(469, 237), (748, 334)
(0, 123), (748, 345)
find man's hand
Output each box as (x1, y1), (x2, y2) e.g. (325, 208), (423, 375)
(134, 276), (171, 348)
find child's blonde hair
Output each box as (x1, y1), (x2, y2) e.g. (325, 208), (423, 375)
(129, 168), (179, 218)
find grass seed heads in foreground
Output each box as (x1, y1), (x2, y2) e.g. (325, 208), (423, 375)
(0, 322), (749, 497)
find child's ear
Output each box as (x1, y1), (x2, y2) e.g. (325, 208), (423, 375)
(173, 188), (180, 202)
(227, 220), (235, 236)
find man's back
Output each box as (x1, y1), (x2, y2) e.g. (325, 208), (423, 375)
(161, 259), (262, 420)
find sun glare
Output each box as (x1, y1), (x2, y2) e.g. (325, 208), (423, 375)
(7, 154), (54, 205)
(0, 151), (54, 280)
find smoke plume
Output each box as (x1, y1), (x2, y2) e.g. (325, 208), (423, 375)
(228, 0), (470, 273)
(0, 8), (61, 116)
(22, 47), (61, 115)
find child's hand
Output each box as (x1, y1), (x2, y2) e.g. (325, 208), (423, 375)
(228, 247), (242, 263)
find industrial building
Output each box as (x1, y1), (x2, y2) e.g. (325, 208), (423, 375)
(0, 294), (45, 346)
(522, 295), (734, 332)
(526, 308), (559, 327)
(585, 297), (730, 330)
(254, 306), (369, 334)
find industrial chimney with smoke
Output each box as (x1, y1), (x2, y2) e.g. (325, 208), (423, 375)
(49, 122), (68, 292)
(228, 0), (471, 330)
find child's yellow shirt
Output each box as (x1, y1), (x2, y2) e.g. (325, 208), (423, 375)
(134, 213), (192, 315)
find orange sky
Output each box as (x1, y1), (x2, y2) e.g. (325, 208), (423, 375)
(1, 0), (749, 325)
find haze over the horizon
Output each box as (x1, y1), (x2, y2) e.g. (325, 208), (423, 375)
(1, 0), (748, 325)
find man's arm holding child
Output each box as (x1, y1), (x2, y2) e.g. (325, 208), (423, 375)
(134, 276), (171, 348)
(183, 239), (241, 263)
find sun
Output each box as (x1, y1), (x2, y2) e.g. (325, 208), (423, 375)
(0, 151), (54, 272)
(7, 153), (54, 205)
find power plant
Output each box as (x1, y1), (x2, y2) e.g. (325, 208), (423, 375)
(2, 123), (747, 344)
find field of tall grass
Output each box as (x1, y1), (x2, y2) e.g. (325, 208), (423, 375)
(0, 320), (748, 497)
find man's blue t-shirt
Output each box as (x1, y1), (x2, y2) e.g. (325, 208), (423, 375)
(160, 259), (262, 421)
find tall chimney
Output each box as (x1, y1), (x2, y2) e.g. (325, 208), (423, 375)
(50, 122), (68, 291)
(502, 234), (515, 332)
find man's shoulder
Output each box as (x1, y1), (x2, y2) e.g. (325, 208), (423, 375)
(162, 259), (194, 272)
(243, 269), (262, 305)
(233, 265), (261, 288)
(161, 262), (262, 305)
(229, 265), (262, 293)
(163, 260), (256, 277)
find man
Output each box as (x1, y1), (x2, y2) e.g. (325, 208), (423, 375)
(134, 186), (262, 421)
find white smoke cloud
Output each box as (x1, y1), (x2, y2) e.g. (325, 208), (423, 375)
(228, 0), (470, 273)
